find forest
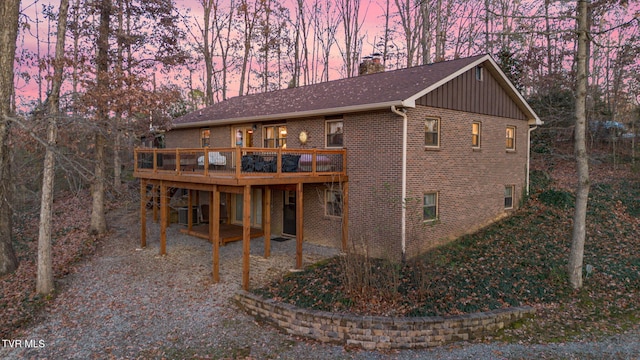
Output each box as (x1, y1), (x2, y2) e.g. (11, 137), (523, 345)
(0, 0), (638, 338)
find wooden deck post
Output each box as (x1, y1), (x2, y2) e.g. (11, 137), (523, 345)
(242, 185), (251, 290)
(341, 181), (349, 251)
(263, 186), (271, 258)
(160, 181), (168, 256)
(296, 182), (303, 269)
(140, 179), (147, 248)
(187, 189), (193, 231)
(152, 184), (158, 222)
(211, 186), (220, 283)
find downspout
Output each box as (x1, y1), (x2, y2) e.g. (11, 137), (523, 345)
(391, 105), (408, 261)
(527, 125), (538, 196)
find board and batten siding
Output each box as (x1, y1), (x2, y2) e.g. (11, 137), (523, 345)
(417, 64), (527, 121)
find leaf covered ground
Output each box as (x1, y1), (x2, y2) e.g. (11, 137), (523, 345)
(0, 191), (100, 339)
(254, 156), (640, 343)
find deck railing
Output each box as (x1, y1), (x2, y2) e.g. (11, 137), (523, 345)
(134, 147), (347, 179)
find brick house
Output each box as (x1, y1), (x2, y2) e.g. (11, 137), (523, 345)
(134, 54), (541, 286)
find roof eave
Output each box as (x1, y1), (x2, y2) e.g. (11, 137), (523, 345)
(172, 100), (415, 129)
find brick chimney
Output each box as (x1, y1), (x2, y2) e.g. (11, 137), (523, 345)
(359, 53), (385, 75)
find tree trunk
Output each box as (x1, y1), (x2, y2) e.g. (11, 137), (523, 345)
(36, 0), (69, 295)
(0, 0), (20, 276)
(90, 0), (110, 236)
(568, 0), (590, 289)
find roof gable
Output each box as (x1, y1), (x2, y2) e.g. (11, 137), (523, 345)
(173, 54), (541, 128)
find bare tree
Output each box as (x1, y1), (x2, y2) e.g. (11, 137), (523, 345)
(0, 0), (20, 276)
(337, 0), (367, 78)
(37, 0), (69, 295)
(568, 0), (590, 289)
(89, 0), (111, 236)
(238, 0), (262, 96)
(394, 0), (421, 67)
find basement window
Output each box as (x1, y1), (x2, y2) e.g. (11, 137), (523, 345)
(423, 192), (438, 221)
(325, 189), (342, 217)
(505, 185), (515, 209)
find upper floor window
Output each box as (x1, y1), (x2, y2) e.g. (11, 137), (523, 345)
(423, 192), (438, 221)
(326, 119), (343, 148)
(263, 125), (287, 148)
(425, 118), (440, 148)
(506, 126), (516, 150)
(472, 122), (481, 148)
(201, 128), (211, 147)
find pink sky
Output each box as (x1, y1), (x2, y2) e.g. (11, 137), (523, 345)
(15, 0), (384, 110)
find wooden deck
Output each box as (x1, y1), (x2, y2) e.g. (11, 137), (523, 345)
(134, 147), (347, 186)
(135, 146), (349, 290)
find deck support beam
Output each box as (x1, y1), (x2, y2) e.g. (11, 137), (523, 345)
(187, 189), (193, 231)
(263, 186), (271, 258)
(152, 184), (158, 222)
(160, 181), (168, 256)
(242, 185), (251, 290)
(211, 186), (220, 283)
(296, 182), (303, 269)
(140, 179), (147, 248)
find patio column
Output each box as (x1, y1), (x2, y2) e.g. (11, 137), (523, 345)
(242, 185), (251, 290)
(140, 179), (147, 248)
(296, 182), (303, 269)
(210, 185), (220, 283)
(263, 186), (271, 258)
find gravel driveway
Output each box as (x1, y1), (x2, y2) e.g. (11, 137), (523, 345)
(2, 209), (639, 359)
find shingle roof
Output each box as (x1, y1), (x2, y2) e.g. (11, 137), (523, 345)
(173, 54), (540, 128)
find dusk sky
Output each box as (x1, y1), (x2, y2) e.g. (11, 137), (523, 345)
(15, 0), (386, 110)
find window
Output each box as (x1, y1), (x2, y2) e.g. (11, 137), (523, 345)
(423, 192), (438, 221)
(325, 189), (342, 217)
(200, 128), (211, 147)
(263, 125), (287, 148)
(472, 122), (481, 148)
(424, 118), (440, 147)
(506, 126), (516, 150)
(504, 185), (514, 209)
(326, 120), (343, 148)
(475, 65), (483, 81)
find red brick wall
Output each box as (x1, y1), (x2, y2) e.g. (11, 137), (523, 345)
(403, 106), (528, 258)
(163, 106), (529, 260)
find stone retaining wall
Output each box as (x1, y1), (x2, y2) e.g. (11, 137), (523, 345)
(235, 291), (535, 350)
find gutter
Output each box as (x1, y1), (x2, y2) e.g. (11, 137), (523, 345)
(527, 125), (538, 196)
(391, 105), (408, 261)
(172, 100), (416, 129)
